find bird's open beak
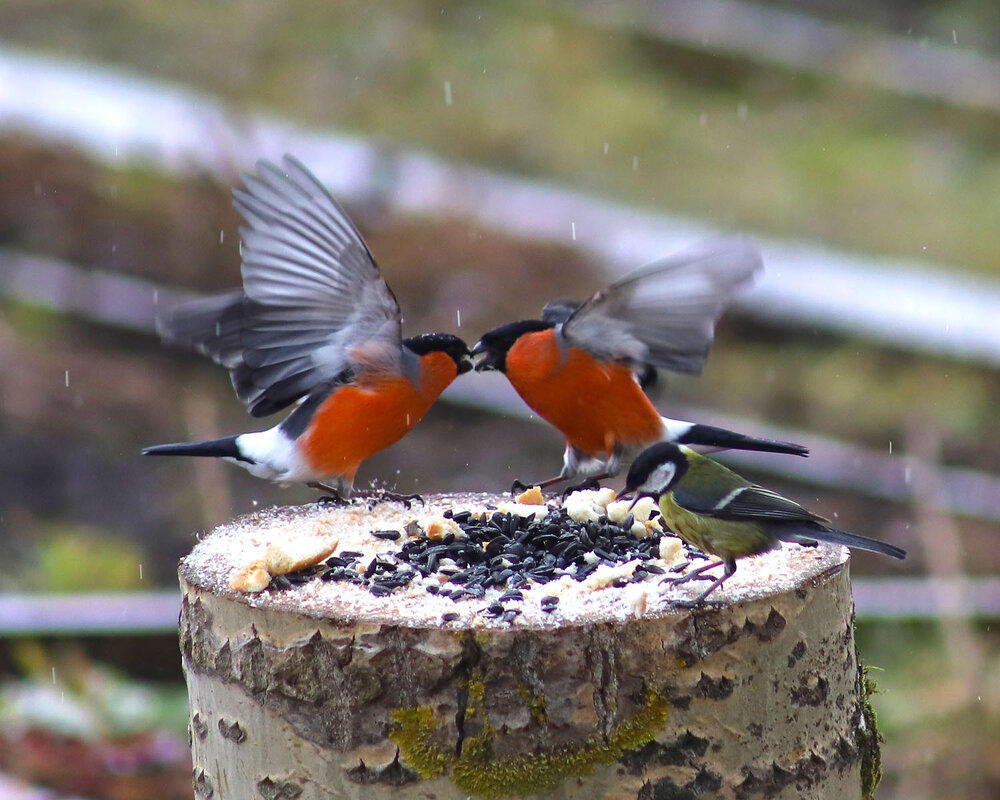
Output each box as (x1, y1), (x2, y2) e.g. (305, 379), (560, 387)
(457, 355), (474, 375)
(471, 341), (497, 372)
(616, 487), (644, 511)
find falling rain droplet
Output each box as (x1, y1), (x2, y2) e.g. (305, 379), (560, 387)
(52, 667), (57, 684)
(888, 441), (892, 454)
(65, 370), (70, 388)
(444, 80), (453, 106)
(571, 222), (576, 241)
(220, 229), (225, 244)
(632, 156), (639, 171)
(456, 309), (462, 327)
(953, 30), (958, 44)
(139, 563), (144, 581)
(406, 414), (411, 426)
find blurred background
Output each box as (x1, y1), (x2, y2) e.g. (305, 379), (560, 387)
(0, 1), (997, 797)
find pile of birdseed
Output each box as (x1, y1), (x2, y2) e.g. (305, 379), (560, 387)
(179, 490), (843, 628)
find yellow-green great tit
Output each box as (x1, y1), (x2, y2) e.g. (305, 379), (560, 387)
(621, 442), (906, 605)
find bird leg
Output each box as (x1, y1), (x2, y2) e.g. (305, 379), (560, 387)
(666, 558), (737, 607)
(510, 474), (570, 495)
(309, 482), (349, 504)
(510, 470), (615, 497)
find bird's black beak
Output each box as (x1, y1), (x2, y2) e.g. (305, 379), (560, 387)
(457, 354), (474, 375)
(471, 341), (498, 372)
(617, 486), (643, 511)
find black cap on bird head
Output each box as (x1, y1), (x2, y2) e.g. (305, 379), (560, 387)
(404, 333), (473, 374)
(471, 319), (553, 373)
(623, 442), (689, 497)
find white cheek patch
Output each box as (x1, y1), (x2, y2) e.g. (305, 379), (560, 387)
(641, 462), (676, 494)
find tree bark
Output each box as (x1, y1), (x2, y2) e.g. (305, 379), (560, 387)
(178, 494), (879, 799)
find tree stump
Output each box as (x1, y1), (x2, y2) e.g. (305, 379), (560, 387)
(178, 492), (881, 799)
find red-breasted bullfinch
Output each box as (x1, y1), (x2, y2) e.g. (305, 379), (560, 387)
(143, 155), (471, 499)
(471, 236), (807, 491)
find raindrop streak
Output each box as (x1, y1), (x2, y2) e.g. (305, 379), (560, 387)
(139, 563), (144, 580)
(220, 229), (225, 244)
(65, 370), (69, 388)
(571, 222), (576, 241)
(52, 667), (56, 684)
(456, 309), (462, 327)
(603, 143), (609, 155)
(953, 30), (958, 45)
(632, 156), (639, 171)
(444, 81), (453, 106)
(888, 441), (892, 455)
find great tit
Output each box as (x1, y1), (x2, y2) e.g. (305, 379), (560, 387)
(621, 442), (906, 605)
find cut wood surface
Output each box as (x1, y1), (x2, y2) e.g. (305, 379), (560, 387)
(179, 493), (877, 799)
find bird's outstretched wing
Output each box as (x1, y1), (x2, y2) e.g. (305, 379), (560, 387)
(555, 235), (762, 375)
(157, 155), (402, 417)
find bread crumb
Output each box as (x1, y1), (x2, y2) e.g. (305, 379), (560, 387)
(264, 537), (338, 576)
(625, 584), (649, 617)
(564, 488), (617, 523)
(658, 536), (684, 565)
(424, 516), (462, 539)
(229, 560), (269, 593)
(582, 560), (640, 590)
(515, 486), (544, 505)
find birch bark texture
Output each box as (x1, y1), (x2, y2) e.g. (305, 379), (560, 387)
(178, 495), (880, 800)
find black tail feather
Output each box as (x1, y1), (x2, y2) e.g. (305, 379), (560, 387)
(142, 435), (251, 463)
(783, 527), (906, 559)
(678, 423), (809, 457)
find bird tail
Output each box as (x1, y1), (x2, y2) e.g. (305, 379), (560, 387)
(142, 435), (251, 463)
(668, 421), (809, 457)
(783, 528), (906, 559)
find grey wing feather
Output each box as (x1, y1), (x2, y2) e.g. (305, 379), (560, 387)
(560, 235), (762, 375)
(156, 155), (403, 417)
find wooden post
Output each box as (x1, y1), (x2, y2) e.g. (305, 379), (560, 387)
(178, 493), (881, 799)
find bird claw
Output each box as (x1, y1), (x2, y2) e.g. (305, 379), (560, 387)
(355, 489), (424, 509)
(314, 494), (349, 506)
(561, 477), (601, 498)
(510, 479), (531, 495)
(308, 482), (350, 505)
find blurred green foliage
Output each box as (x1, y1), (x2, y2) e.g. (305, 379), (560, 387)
(0, 0), (999, 276)
(33, 526), (146, 593)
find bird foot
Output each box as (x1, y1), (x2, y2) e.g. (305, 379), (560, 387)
(308, 482), (350, 505)
(561, 477), (602, 498)
(354, 489), (424, 509)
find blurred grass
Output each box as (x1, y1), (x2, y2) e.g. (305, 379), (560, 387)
(0, 0), (999, 277)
